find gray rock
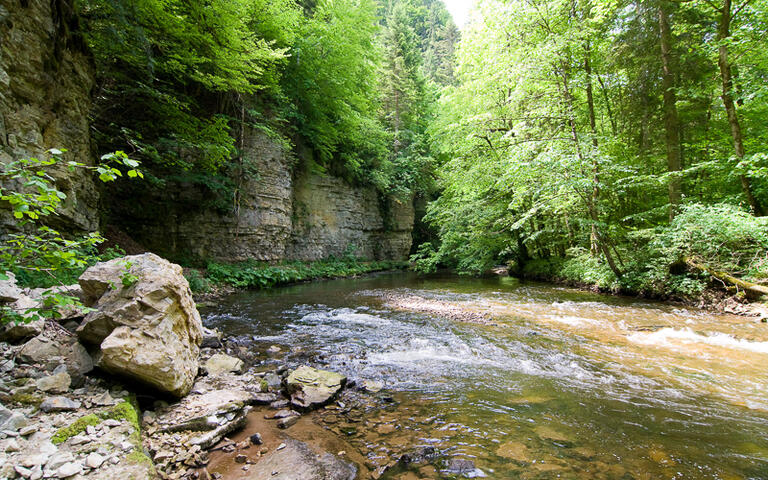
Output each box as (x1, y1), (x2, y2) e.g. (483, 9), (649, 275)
(253, 393), (279, 404)
(203, 353), (243, 376)
(17, 330), (93, 384)
(5, 438), (20, 451)
(0, 405), (28, 431)
(40, 396), (81, 412)
(246, 437), (356, 480)
(35, 372), (71, 393)
(0, 313), (44, 343)
(286, 366), (346, 410)
(77, 253), (203, 397)
(55, 462), (82, 478)
(0, 271), (23, 302)
(200, 327), (222, 348)
(46, 452), (75, 471)
(264, 372), (282, 392)
(277, 415), (299, 429)
(85, 452), (104, 469)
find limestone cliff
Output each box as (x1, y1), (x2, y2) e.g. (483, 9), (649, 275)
(0, 0), (99, 233)
(0, 1), (414, 261)
(108, 128), (414, 262)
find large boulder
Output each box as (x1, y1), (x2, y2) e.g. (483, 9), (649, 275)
(286, 366), (346, 409)
(76, 253), (203, 397)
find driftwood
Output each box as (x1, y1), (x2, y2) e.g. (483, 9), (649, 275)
(685, 257), (768, 299)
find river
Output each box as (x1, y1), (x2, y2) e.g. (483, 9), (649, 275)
(201, 272), (768, 479)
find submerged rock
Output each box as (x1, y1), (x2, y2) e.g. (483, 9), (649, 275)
(76, 253), (203, 397)
(246, 437), (356, 480)
(286, 365), (346, 409)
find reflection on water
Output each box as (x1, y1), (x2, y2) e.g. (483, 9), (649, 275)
(202, 272), (768, 479)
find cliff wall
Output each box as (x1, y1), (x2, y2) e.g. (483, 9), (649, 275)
(0, 0), (99, 233)
(1, 1), (414, 261)
(113, 129), (414, 262)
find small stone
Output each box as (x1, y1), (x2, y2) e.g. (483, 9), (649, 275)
(5, 438), (20, 452)
(266, 345), (281, 355)
(86, 425), (96, 435)
(361, 380), (384, 393)
(235, 454), (247, 464)
(14, 465), (32, 478)
(277, 416), (299, 429)
(40, 397), (81, 412)
(35, 372), (71, 394)
(69, 435), (90, 445)
(56, 462), (82, 478)
(92, 391), (117, 406)
(276, 443), (286, 451)
(19, 425), (36, 436)
(85, 452), (105, 469)
(46, 452), (75, 471)
(249, 433), (263, 445)
(204, 354), (244, 376)
(102, 419), (121, 427)
(120, 441), (133, 451)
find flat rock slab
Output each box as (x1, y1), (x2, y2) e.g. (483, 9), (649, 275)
(156, 389), (254, 433)
(286, 366), (346, 409)
(247, 437), (356, 480)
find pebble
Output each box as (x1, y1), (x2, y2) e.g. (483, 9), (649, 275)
(85, 452), (105, 469)
(5, 438), (20, 452)
(235, 454), (247, 464)
(276, 443), (286, 451)
(103, 419), (121, 427)
(69, 435), (90, 445)
(249, 433), (263, 445)
(120, 440), (133, 451)
(56, 462), (82, 478)
(14, 465), (32, 478)
(19, 425), (36, 436)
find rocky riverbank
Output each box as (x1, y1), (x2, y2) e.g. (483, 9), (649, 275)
(0, 254), (481, 480)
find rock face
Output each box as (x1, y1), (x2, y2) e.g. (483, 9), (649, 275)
(0, 0), (99, 233)
(77, 253), (203, 397)
(286, 365), (346, 409)
(109, 130), (415, 263)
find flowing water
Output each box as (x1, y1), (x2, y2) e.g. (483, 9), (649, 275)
(201, 272), (768, 479)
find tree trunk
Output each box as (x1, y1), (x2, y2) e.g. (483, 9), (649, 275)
(716, 0), (764, 215)
(584, 43), (600, 256)
(558, 60), (622, 278)
(658, 0), (682, 221)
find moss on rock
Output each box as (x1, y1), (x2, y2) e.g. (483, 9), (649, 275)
(51, 414), (101, 444)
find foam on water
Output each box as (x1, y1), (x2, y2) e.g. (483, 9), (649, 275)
(627, 327), (768, 354)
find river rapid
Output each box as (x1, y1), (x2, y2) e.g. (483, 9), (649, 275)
(201, 272), (768, 479)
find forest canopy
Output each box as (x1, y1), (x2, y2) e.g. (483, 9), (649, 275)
(77, 0), (458, 205)
(414, 0), (768, 298)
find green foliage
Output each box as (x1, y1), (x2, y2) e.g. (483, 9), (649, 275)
(205, 257), (406, 289)
(0, 150), (141, 325)
(184, 269), (211, 293)
(418, 0), (768, 299)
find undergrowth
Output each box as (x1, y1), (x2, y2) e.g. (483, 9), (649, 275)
(186, 256), (407, 291)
